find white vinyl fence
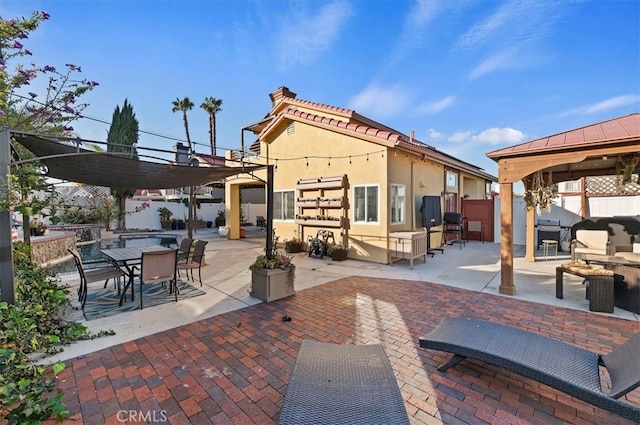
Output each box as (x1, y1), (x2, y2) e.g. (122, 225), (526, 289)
(124, 200), (267, 231)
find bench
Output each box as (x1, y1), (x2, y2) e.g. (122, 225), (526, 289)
(556, 262), (614, 312)
(419, 317), (640, 422)
(278, 340), (410, 425)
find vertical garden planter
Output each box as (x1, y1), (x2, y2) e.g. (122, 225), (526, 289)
(250, 265), (296, 302)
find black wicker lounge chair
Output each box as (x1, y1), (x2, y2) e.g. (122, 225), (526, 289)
(278, 340), (410, 425)
(419, 317), (640, 422)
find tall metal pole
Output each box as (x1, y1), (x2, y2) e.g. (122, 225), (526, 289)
(0, 129), (15, 304)
(266, 165), (274, 259)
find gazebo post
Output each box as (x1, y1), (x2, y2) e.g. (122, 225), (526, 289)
(498, 182), (515, 295)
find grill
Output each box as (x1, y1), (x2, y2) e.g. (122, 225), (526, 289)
(537, 218), (561, 249)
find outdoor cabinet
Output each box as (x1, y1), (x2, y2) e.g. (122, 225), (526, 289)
(389, 231), (427, 269)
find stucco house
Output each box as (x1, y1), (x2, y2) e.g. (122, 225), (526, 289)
(224, 86), (497, 264)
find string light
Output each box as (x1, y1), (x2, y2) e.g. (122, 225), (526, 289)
(349, 156), (352, 165)
(306, 156), (309, 167)
(367, 153), (369, 161)
(328, 157), (331, 167)
(275, 159), (278, 170)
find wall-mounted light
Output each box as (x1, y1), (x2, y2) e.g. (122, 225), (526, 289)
(602, 155), (608, 161)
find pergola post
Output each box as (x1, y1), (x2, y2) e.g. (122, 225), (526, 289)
(498, 182), (515, 295)
(0, 129), (15, 304)
(525, 207), (536, 262)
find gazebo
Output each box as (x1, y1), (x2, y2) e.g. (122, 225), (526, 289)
(487, 113), (640, 295)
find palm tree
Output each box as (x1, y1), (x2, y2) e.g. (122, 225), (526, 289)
(200, 97), (223, 156)
(171, 97), (194, 153)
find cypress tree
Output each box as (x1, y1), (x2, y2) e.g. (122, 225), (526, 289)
(107, 99), (139, 229)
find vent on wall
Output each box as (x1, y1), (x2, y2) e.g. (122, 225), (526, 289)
(287, 122), (295, 135)
(560, 180), (581, 192)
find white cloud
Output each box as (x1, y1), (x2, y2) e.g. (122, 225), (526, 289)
(468, 47), (519, 80)
(471, 127), (527, 145)
(558, 94), (640, 117)
(347, 83), (413, 118)
(448, 131), (472, 143)
(416, 95), (456, 114)
(276, 1), (353, 70)
(426, 128), (445, 140)
(583, 95), (640, 114)
(455, 1), (523, 50)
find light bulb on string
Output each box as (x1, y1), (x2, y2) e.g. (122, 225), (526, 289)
(366, 153), (369, 161)
(349, 156), (352, 165)
(328, 157), (331, 167)
(275, 159), (278, 170)
(306, 156), (309, 167)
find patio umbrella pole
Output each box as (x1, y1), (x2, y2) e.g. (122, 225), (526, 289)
(266, 165), (274, 259)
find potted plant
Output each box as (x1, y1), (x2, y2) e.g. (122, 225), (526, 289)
(249, 233), (295, 302)
(158, 207), (173, 230)
(327, 244), (348, 261)
(284, 231), (304, 253)
(215, 210), (226, 227)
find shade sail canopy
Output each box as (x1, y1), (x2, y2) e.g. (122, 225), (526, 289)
(12, 133), (264, 189)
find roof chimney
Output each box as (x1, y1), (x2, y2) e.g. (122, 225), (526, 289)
(269, 86), (297, 106)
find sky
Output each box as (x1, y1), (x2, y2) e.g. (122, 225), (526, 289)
(2, 0), (639, 186)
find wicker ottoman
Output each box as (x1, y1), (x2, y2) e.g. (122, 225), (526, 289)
(556, 263), (614, 313)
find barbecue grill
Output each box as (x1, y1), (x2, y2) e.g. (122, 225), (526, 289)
(537, 218), (561, 249)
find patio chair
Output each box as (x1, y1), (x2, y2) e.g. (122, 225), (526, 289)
(572, 229), (610, 262)
(177, 237), (193, 262)
(256, 216), (266, 228)
(177, 240), (208, 286)
(68, 247), (125, 309)
(466, 220), (484, 243)
(419, 317), (640, 422)
(278, 340), (410, 425)
(137, 248), (178, 310)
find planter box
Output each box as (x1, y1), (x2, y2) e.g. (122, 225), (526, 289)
(318, 199), (344, 208)
(330, 249), (348, 261)
(295, 218), (342, 227)
(250, 265), (296, 302)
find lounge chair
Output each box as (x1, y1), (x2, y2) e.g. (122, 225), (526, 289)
(419, 317), (640, 422)
(278, 340), (410, 425)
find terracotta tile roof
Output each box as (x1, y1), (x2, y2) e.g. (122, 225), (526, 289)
(487, 113), (640, 159)
(258, 105), (496, 181)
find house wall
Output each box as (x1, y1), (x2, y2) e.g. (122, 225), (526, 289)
(252, 120), (491, 264)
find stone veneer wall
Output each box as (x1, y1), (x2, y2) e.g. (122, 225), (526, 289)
(31, 224), (102, 267)
(31, 232), (77, 267)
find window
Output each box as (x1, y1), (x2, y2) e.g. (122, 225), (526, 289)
(446, 171), (458, 188)
(390, 184), (405, 224)
(274, 190), (295, 220)
(354, 185), (378, 223)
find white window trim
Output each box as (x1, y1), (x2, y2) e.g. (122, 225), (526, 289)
(390, 183), (406, 225)
(274, 189), (295, 221)
(353, 184), (380, 224)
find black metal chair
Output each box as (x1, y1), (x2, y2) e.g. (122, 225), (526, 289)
(68, 247), (125, 309)
(177, 237), (193, 262)
(441, 212), (465, 249)
(177, 240), (208, 286)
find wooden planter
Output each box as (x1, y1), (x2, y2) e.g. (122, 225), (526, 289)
(160, 219), (173, 230)
(285, 241), (304, 253)
(250, 265), (296, 302)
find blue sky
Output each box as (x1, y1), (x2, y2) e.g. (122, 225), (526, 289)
(2, 0), (639, 182)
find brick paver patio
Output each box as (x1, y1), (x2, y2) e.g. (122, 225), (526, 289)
(46, 276), (640, 424)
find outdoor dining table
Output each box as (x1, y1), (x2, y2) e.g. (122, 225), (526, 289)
(101, 245), (170, 306)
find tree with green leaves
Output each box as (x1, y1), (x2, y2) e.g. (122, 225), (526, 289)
(107, 99), (139, 229)
(200, 97), (222, 156)
(0, 11), (98, 245)
(171, 97), (194, 153)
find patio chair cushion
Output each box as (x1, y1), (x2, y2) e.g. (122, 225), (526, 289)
(572, 229), (610, 260)
(419, 317), (640, 422)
